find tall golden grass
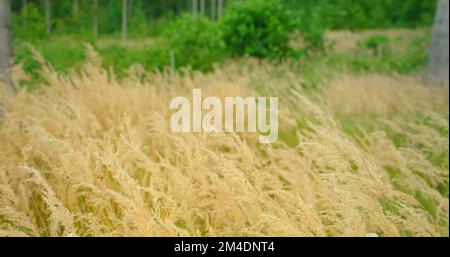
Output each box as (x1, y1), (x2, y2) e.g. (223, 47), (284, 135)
(0, 47), (448, 236)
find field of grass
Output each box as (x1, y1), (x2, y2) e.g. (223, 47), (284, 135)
(0, 31), (448, 236)
(13, 28), (431, 89)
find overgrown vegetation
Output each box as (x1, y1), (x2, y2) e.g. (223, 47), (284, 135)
(12, 0), (437, 38)
(286, 0), (437, 30)
(220, 0), (294, 59)
(0, 50), (448, 236)
(2, 0), (448, 237)
(13, 28), (431, 88)
(12, 0), (437, 82)
(163, 14), (226, 71)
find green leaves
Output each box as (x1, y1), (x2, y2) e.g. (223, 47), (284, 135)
(219, 0), (294, 59)
(162, 14), (227, 72)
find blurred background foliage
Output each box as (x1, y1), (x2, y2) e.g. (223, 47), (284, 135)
(10, 0), (437, 85)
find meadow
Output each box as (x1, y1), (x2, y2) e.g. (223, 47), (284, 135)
(0, 0), (448, 237)
(0, 34), (448, 236)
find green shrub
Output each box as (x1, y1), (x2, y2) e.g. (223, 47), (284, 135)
(148, 13), (177, 36)
(295, 6), (327, 52)
(12, 3), (46, 42)
(287, 0), (437, 30)
(220, 0), (294, 59)
(162, 14), (227, 71)
(99, 44), (169, 76)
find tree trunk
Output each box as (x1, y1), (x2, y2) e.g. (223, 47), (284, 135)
(93, 0), (98, 37)
(45, 0), (51, 35)
(200, 0), (205, 16)
(428, 0), (449, 86)
(22, 0), (27, 27)
(73, 0), (79, 17)
(210, 0), (216, 21)
(192, 0), (198, 16)
(0, 0), (14, 92)
(217, 0), (223, 20)
(176, 0), (182, 14)
(148, 15), (153, 27)
(122, 0), (127, 41)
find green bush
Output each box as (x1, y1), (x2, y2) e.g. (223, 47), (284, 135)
(12, 3), (46, 42)
(162, 14), (227, 71)
(287, 0), (437, 30)
(295, 6), (327, 52)
(99, 44), (169, 76)
(220, 0), (294, 59)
